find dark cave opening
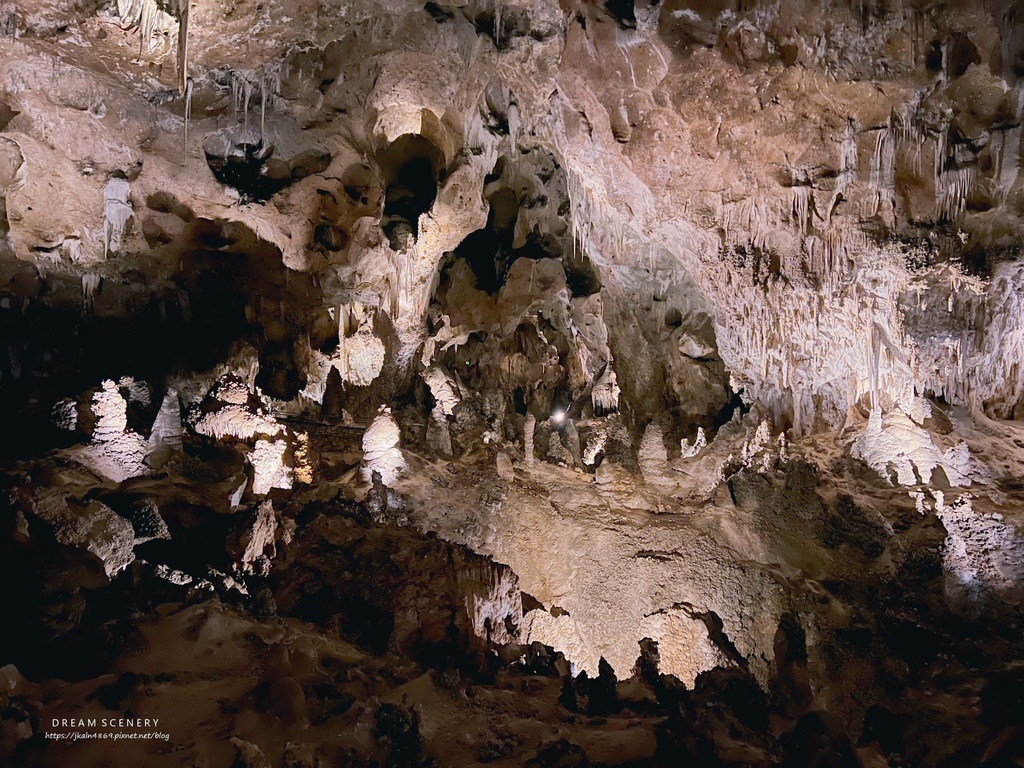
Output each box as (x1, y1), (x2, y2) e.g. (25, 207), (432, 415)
(204, 138), (290, 203)
(203, 133), (331, 204)
(605, 0), (637, 29)
(926, 39), (944, 72)
(376, 134), (443, 251)
(564, 254), (602, 297)
(712, 389), (748, 431)
(464, 3), (532, 49)
(438, 150), (572, 298)
(948, 33), (980, 77)
(454, 227), (503, 294)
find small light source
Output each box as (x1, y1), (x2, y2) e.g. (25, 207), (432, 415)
(552, 409), (565, 424)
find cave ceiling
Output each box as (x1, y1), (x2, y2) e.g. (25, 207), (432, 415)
(3, 1), (1024, 766)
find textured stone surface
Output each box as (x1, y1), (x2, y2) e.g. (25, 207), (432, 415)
(3, 2), (1024, 765)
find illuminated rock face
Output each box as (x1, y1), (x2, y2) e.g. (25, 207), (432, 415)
(361, 407), (406, 485)
(4, 2), (1024, 766)
(7, 0), (1024, 431)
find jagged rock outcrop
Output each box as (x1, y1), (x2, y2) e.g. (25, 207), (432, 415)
(229, 499), (277, 576)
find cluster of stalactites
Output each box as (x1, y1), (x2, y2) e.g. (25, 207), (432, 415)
(911, 263), (1024, 417)
(563, 160), (650, 273)
(115, 0), (189, 93)
(707, 86), (1024, 432)
(550, 75), (1024, 438)
(228, 65), (282, 142)
(183, 63), (282, 149)
(866, 87), (1024, 227)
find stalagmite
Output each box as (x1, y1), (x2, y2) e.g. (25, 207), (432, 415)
(936, 494), (1024, 596)
(361, 407), (405, 485)
(147, 388), (182, 460)
(293, 432), (313, 484)
(583, 429), (607, 466)
(424, 364), (460, 416)
(67, 380), (149, 482)
(249, 438), (292, 495)
(118, 376), (150, 405)
(852, 408), (971, 487)
(233, 500), (277, 574)
(680, 427), (706, 459)
(496, 451), (515, 482)
(638, 423), (668, 478)
(426, 404), (453, 455)
(92, 380), (128, 442)
(51, 399), (77, 431)
(523, 413), (536, 466)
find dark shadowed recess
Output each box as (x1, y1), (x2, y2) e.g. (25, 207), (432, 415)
(204, 135), (331, 204)
(0, 218), (321, 460)
(377, 134), (444, 250)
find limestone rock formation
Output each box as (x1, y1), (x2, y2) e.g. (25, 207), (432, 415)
(3, 0), (1024, 765)
(146, 387), (183, 463)
(229, 499), (277, 576)
(361, 406), (406, 484)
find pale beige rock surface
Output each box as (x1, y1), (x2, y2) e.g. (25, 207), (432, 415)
(4, 2), (1024, 765)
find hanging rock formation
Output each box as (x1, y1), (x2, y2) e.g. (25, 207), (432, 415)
(3, 1), (1024, 766)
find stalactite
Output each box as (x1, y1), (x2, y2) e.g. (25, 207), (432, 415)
(935, 167), (976, 222)
(116, 0), (187, 80)
(103, 177), (133, 257)
(337, 304), (349, 382)
(868, 120), (896, 217)
(837, 118), (858, 193)
(228, 66), (281, 142)
(791, 186), (813, 234)
(82, 272), (101, 300)
(507, 102), (520, 151)
(115, 0), (158, 54)
(934, 128), (947, 182)
(994, 86), (1024, 198)
(242, 78), (252, 138)
(182, 76), (193, 147)
(177, 0), (188, 94)
(260, 79), (268, 139)
(493, 0), (502, 48)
